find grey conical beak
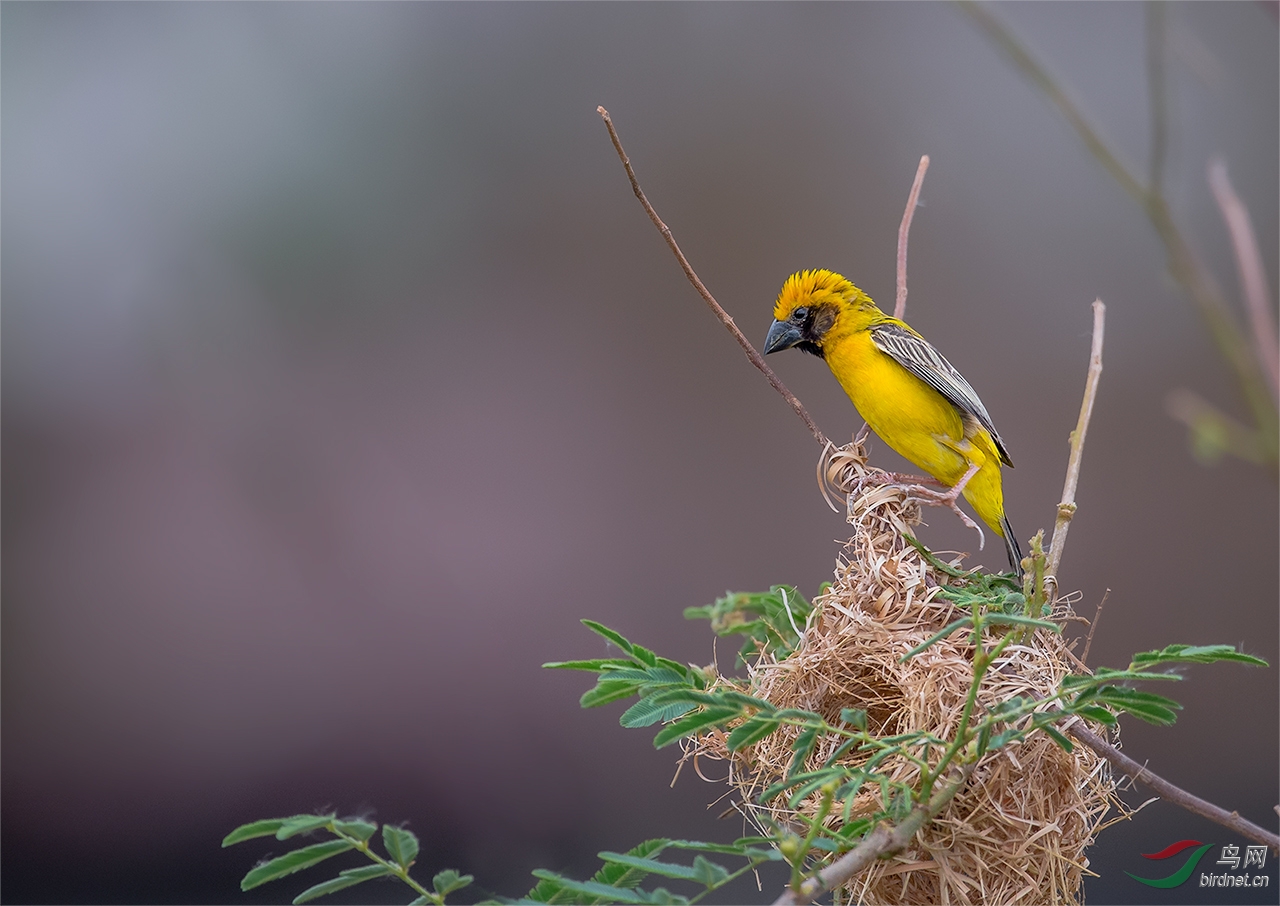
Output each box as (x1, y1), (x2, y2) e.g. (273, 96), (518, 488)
(763, 319), (803, 354)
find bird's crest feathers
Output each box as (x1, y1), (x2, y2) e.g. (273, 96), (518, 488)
(773, 269), (873, 321)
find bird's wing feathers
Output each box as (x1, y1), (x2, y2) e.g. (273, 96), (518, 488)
(870, 322), (1013, 467)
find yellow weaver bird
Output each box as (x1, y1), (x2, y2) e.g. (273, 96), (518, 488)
(763, 269), (1023, 576)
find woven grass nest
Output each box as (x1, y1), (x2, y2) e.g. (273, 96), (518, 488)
(690, 440), (1126, 905)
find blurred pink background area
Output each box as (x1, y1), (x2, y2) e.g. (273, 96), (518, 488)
(3, 3), (1276, 903)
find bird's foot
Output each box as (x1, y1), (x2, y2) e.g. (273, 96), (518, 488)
(902, 462), (985, 551)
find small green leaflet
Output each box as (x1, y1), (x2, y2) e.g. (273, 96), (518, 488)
(1129, 644), (1268, 669)
(652, 707), (741, 748)
(332, 819), (377, 842)
(223, 815), (321, 847)
(240, 840), (355, 891)
(291, 865), (393, 905)
(382, 825), (420, 869)
(529, 870), (686, 905)
(620, 696), (697, 728)
(726, 716), (781, 751)
(597, 852), (729, 886)
(277, 815), (335, 840)
(433, 869), (474, 896)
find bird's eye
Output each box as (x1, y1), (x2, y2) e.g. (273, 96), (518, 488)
(791, 307), (808, 323)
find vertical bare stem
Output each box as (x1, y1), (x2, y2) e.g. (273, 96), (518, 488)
(895, 155), (930, 321)
(1208, 158), (1279, 403)
(1046, 301), (1106, 594)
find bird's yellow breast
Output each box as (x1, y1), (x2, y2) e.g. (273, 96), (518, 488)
(823, 329), (975, 484)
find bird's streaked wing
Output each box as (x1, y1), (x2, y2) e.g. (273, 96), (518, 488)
(870, 322), (1013, 467)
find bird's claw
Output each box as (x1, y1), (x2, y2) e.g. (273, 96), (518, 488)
(902, 462), (986, 551)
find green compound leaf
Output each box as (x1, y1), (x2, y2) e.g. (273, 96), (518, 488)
(524, 839), (671, 903)
(292, 865), (393, 904)
(645, 688), (723, 708)
(332, 819), (377, 842)
(433, 869), (475, 896)
(712, 690), (778, 713)
(601, 666), (688, 686)
(668, 839), (782, 860)
(580, 680), (642, 709)
(530, 870), (687, 905)
(581, 620), (639, 657)
(382, 824), (420, 869)
(686, 587), (814, 666)
(578, 680), (640, 716)
(1096, 688), (1182, 725)
(543, 658), (633, 671)
(838, 708), (868, 730)
(1039, 724), (1074, 752)
(1130, 644), (1268, 669)
(277, 815), (336, 840)
(224, 816), (317, 847)
(979, 613), (1061, 631)
(726, 715), (781, 752)
(689, 855), (730, 887)
(987, 728), (1021, 751)
(652, 707), (741, 748)
(788, 726), (820, 778)
(785, 769), (845, 810)
(620, 695), (696, 728)
(1074, 704), (1118, 725)
(593, 851), (728, 888)
(241, 840), (355, 891)
(597, 852), (701, 881)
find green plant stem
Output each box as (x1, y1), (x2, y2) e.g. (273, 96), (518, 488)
(790, 785), (837, 891)
(328, 823), (438, 905)
(687, 858), (776, 906)
(922, 608), (1013, 798)
(773, 767), (973, 906)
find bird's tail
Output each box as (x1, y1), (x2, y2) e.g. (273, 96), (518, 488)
(1001, 515), (1024, 578)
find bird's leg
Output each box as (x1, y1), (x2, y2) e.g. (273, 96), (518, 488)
(904, 462), (985, 551)
(883, 471), (948, 488)
(853, 422), (871, 446)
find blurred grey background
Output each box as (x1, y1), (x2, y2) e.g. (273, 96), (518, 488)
(2, 3), (1276, 903)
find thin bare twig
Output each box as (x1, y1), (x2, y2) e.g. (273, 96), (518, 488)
(1209, 158), (1279, 403)
(596, 107), (829, 448)
(960, 1), (1278, 468)
(895, 155), (930, 321)
(1046, 300), (1105, 598)
(1065, 720), (1280, 855)
(772, 768), (972, 905)
(1079, 588), (1109, 665)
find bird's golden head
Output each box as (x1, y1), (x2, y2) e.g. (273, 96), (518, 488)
(764, 269), (875, 358)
